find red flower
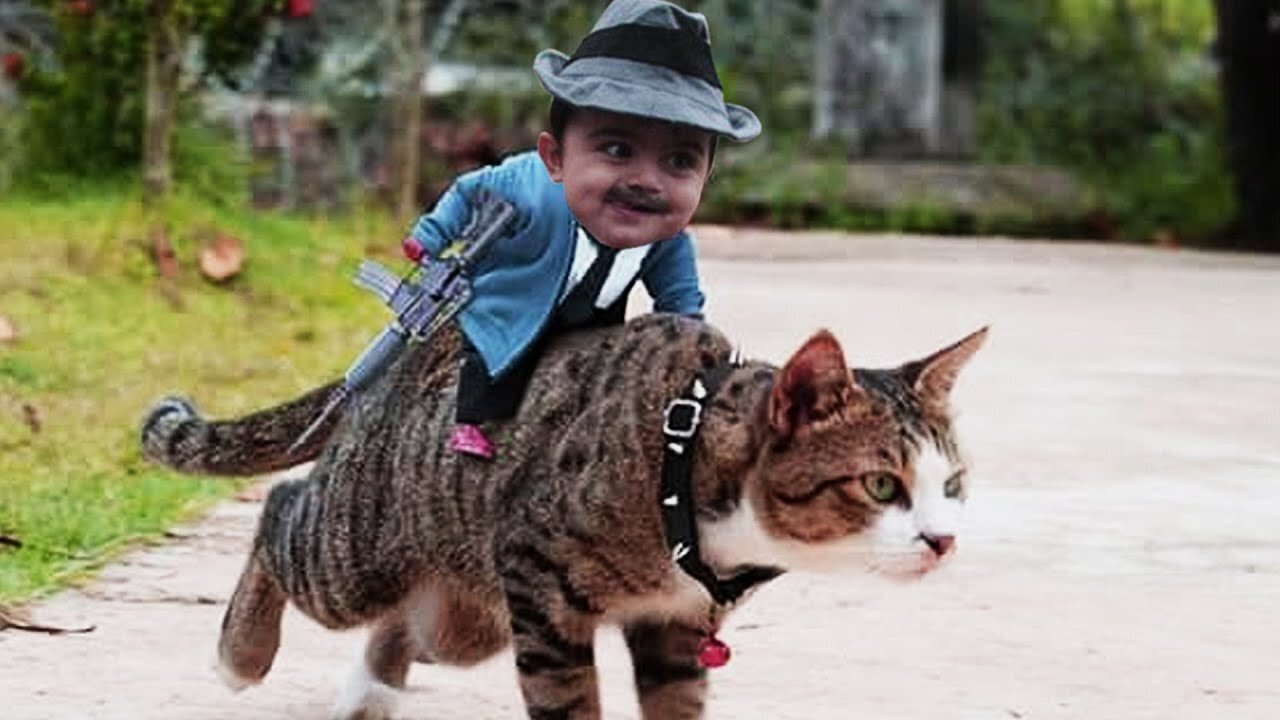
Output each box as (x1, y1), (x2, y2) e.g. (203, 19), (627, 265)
(67, 0), (94, 17)
(287, 0), (313, 18)
(1, 53), (24, 81)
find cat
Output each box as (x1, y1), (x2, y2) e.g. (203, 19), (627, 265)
(140, 313), (986, 720)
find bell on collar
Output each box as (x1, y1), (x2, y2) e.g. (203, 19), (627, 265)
(697, 634), (731, 669)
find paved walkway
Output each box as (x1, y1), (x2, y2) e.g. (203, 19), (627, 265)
(4, 228), (1279, 719)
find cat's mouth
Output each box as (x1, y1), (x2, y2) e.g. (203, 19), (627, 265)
(870, 548), (952, 581)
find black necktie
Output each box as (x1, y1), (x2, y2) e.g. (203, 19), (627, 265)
(557, 241), (619, 327)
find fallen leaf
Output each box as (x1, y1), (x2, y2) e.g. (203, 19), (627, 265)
(235, 485), (267, 503)
(0, 605), (95, 635)
(21, 403), (41, 434)
(1153, 229), (1180, 250)
(0, 315), (16, 344)
(0, 604), (30, 625)
(199, 232), (245, 282)
(151, 228), (179, 279)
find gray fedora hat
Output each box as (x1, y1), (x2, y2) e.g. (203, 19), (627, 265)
(532, 0), (761, 142)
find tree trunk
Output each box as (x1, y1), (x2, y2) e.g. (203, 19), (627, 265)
(143, 0), (182, 204)
(1213, 0), (1280, 251)
(811, 0), (838, 142)
(395, 0), (427, 226)
(940, 0), (982, 158)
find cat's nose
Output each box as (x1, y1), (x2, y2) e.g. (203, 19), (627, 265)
(919, 532), (955, 557)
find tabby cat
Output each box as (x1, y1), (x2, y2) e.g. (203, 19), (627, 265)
(140, 314), (986, 720)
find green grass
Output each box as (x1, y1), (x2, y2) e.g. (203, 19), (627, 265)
(0, 189), (399, 602)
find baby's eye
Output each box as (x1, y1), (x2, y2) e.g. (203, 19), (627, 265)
(600, 142), (630, 159)
(667, 152), (700, 171)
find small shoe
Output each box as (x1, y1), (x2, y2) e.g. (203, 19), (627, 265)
(449, 423), (494, 459)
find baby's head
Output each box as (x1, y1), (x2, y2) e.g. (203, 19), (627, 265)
(536, 101), (715, 250)
(532, 0), (759, 249)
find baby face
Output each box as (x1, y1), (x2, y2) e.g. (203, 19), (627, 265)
(538, 108), (713, 249)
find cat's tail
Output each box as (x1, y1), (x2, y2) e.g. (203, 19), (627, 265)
(140, 382), (343, 477)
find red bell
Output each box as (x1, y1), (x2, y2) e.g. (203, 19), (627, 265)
(696, 636), (731, 669)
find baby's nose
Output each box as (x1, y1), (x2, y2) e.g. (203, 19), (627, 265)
(625, 162), (663, 191)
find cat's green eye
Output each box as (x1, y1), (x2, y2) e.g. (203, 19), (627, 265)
(861, 472), (900, 503)
(944, 472), (965, 498)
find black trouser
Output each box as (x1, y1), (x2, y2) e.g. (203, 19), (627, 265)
(455, 338), (543, 425)
(454, 298), (627, 425)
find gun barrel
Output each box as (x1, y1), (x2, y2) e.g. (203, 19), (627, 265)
(344, 324), (409, 392)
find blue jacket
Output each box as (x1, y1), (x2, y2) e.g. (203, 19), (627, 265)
(409, 151), (705, 378)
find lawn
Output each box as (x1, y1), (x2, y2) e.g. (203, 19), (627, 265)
(0, 190), (397, 602)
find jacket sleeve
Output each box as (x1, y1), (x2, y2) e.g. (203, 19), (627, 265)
(642, 231), (706, 318)
(406, 174), (482, 257)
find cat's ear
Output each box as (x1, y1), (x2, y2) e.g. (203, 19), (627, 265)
(770, 329), (862, 437)
(906, 326), (989, 399)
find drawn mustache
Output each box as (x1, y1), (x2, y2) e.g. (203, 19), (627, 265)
(605, 186), (669, 213)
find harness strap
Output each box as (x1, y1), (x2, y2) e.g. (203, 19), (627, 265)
(660, 362), (783, 606)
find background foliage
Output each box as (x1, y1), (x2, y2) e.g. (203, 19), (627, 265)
(426, 0), (1232, 241)
(9, 0), (278, 194)
(980, 0), (1233, 241)
(0, 0), (1241, 243)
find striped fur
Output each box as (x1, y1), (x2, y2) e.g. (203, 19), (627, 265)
(140, 314), (985, 720)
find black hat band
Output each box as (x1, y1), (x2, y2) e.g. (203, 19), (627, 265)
(566, 22), (722, 89)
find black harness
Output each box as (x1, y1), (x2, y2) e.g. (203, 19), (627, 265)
(659, 365), (784, 607)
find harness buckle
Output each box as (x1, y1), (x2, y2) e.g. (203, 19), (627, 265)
(663, 398), (703, 439)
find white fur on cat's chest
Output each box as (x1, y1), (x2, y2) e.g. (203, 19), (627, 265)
(604, 502), (783, 627)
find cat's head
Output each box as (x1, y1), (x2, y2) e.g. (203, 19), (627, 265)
(751, 327), (987, 580)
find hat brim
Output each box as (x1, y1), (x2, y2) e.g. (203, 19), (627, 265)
(533, 50), (760, 143)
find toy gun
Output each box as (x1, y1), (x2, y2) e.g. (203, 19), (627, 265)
(289, 188), (520, 452)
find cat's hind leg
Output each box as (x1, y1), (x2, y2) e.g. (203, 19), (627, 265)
(623, 619), (709, 720)
(329, 582), (511, 720)
(330, 609), (418, 720)
(216, 552), (287, 691)
(418, 583), (510, 666)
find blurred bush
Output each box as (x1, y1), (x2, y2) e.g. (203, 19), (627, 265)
(9, 0), (277, 201)
(4, 0), (1239, 244)
(429, 0), (1234, 242)
(0, 104), (22, 193)
(979, 0), (1235, 242)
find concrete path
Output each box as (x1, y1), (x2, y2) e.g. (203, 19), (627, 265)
(4, 228), (1279, 719)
